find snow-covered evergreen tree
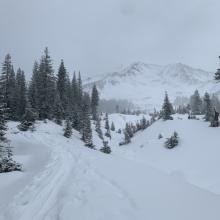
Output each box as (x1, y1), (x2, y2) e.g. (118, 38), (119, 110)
(203, 92), (213, 121)
(161, 92), (173, 120)
(53, 92), (64, 125)
(100, 141), (111, 154)
(104, 113), (111, 138)
(91, 84), (99, 120)
(190, 90), (202, 115)
(64, 118), (72, 138)
(95, 117), (103, 140)
(119, 130), (131, 146)
(110, 122), (115, 131)
(81, 93), (93, 148)
(164, 132), (179, 149)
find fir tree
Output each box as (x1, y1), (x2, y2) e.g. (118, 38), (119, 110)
(104, 113), (111, 138)
(119, 131), (131, 146)
(161, 92), (173, 120)
(214, 56), (220, 80)
(53, 92), (64, 125)
(81, 93), (93, 148)
(110, 122), (115, 131)
(91, 84), (99, 120)
(100, 141), (111, 154)
(37, 48), (56, 119)
(95, 117), (103, 140)
(203, 92), (213, 121)
(15, 68), (26, 120)
(190, 90), (202, 115)
(64, 118), (72, 138)
(164, 132), (179, 149)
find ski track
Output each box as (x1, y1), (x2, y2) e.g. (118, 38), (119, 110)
(0, 131), (139, 220)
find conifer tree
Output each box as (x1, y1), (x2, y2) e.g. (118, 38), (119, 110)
(57, 60), (70, 117)
(64, 118), (72, 138)
(119, 130), (131, 145)
(37, 48), (56, 119)
(91, 84), (99, 120)
(110, 122), (115, 131)
(53, 92), (64, 125)
(95, 117), (103, 140)
(104, 113), (111, 138)
(15, 68), (26, 120)
(100, 141), (111, 154)
(161, 92), (173, 120)
(214, 56), (220, 80)
(81, 93), (93, 148)
(203, 92), (213, 121)
(190, 90), (202, 115)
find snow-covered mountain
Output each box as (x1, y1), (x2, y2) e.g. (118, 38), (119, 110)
(84, 62), (219, 110)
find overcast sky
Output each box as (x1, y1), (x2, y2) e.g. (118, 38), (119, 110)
(0, 0), (220, 78)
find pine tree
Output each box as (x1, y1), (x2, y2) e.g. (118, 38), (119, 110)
(164, 132), (179, 149)
(100, 141), (111, 154)
(104, 113), (111, 138)
(214, 56), (220, 80)
(125, 123), (133, 138)
(110, 122), (115, 131)
(53, 92), (64, 125)
(28, 61), (39, 112)
(140, 116), (148, 129)
(119, 130), (131, 146)
(15, 68), (26, 120)
(64, 118), (72, 138)
(203, 92), (213, 121)
(81, 93), (93, 148)
(37, 48), (56, 119)
(91, 84), (99, 120)
(161, 92), (173, 120)
(0, 64), (21, 172)
(95, 117), (103, 140)
(190, 90), (202, 115)
(57, 60), (70, 117)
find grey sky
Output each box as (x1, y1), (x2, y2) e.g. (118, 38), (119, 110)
(0, 0), (220, 79)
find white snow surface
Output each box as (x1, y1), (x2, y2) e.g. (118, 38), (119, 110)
(1, 114), (220, 219)
(84, 62), (219, 110)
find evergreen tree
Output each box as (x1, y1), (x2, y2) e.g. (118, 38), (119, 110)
(64, 118), (72, 138)
(91, 84), (99, 120)
(28, 61), (39, 112)
(0, 64), (21, 172)
(164, 131), (179, 149)
(81, 93), (93, 148)
(110, 122), (115, 131)
(57, 60), (70, 117)
(203, 92), (213, 121)
(15, 68), (26, 120)
(161, 92), (173, 120)
(214, 56), (220, 80)
(140, 116), (148, 129)
(190, 90), (202, 115)
(119, 131), (131, 146)
(37, 48), (56, 119)
(125, 123), (133, 138)
(95, 117), (103, 140)
(53, 92), (64, 125)
(100, 141), (111, 154)
(104, 113), (111, 138)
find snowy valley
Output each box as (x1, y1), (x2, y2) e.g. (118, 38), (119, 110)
(1, 114), (220, 220)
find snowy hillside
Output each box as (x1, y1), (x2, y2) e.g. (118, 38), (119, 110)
(84, 62), (218, 110)
(1, 115), (220, 219)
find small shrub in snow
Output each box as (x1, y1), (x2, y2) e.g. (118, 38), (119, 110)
(158, 133), (163, 139)
(210, 108), (219, 127)
(164, 132), (179, 149)
(100, 141), (111, 154)
(117, 129), (121, 134)
(0, 157), (22, 173)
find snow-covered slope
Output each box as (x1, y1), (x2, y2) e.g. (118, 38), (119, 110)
(1, 115), (220, 219)
(84, 62), (218, 110)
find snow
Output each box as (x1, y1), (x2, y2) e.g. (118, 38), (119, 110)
(84, 62), (217, 110)
(1, 114), (220, 219)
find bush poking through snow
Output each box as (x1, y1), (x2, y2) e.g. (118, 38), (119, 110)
(0, 157), (22, 173)
(164, 131), (179, 149)
(100, 141), (111, 154)
(158, 133), (163, 139)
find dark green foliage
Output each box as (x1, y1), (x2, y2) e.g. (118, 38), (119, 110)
(210, 108), (219, 127)
(100, 141), (111, 154)
(91, 85), (99, 120)
(104, 113), (111, 138)
(81, 93), (93, 148)
(53, 93), (64, 125)
(190, 90), (202, 115)
(64, 118), (72, 138)
(110, 122), (115, 131)
(203, 92), (213, 121)
(95, 117), (103, 140)
(119, 131), (131, 146)
(164, 132), (179, 149)
(161, 92), (173, 120)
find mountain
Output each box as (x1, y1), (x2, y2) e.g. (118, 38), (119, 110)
(84, 62), (219, 110)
